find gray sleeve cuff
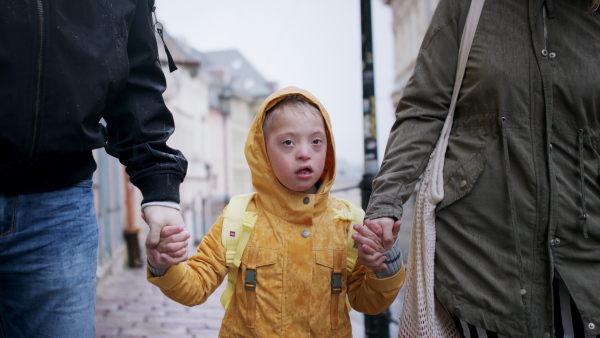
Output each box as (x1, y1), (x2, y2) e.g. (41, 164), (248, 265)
(141, 201), (181, 212)
(147, 260), (169, 277)
(375, 237), (403, 279)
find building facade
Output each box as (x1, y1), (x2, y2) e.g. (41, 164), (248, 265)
(383, 0), (439, 105)
(95, 32), (274, 280)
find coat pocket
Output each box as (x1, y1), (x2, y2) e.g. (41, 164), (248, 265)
(315, 249), (347, 329)
(240, 247), (280, 329)
(438, 147), (487, 210)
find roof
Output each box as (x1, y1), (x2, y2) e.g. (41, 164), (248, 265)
(156, 30), (204, 69)
(156, 29), (274, 99)
(202, 50), (275, 99)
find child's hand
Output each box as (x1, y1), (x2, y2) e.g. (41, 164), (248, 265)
(352, 218), (401, 271)
(363, 217), (401, 251)
(352, 222), (386, 271)
(146, 224), (191, 271)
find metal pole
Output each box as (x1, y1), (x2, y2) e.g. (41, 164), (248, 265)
(359, 0), (391, 337)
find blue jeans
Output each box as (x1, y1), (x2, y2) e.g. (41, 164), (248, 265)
(0, 179), (99, 338)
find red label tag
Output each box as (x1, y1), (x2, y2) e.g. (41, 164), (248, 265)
(229, 231), (236, 237)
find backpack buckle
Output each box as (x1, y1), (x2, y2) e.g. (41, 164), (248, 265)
(245, 269), (257, 290)
(331, 272), (342, 294)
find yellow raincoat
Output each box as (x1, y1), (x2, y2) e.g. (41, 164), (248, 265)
(148, 86), (405, 337)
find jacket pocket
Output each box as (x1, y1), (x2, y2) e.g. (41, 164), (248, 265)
(240, 247), (279, 329)
(315, 249), (347, 329)
(438, 147), (487, 209)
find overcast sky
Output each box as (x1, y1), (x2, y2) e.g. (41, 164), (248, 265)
(153, 0), (397, 168)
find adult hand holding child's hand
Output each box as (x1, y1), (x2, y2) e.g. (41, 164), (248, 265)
(352, 217), (401, 271)
(143, 206), (190, 270)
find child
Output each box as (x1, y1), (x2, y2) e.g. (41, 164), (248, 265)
(147, 86), (405, 337)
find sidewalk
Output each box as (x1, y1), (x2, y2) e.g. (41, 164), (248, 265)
(95, 190), (411, 337)
(95, 266), (403, 337)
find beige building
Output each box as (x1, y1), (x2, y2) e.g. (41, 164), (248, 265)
(384, 0), (439, 106)
(95, 32), (274, 280)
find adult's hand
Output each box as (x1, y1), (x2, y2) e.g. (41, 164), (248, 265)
(142, 205), (186, 252)
(147, 224), (190, 270)
(353, 223), (387, 271)
(364, 217), (401, 251)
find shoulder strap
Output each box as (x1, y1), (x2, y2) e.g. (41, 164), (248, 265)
(428, 0), (485, 204)
(220, 193), (257, 309)
(333, 198), (365, 312)
(332, 198), (365, 275)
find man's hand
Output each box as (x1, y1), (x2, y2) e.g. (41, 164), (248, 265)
(142, 205), (186, 252)
(146, 224), (190, 270)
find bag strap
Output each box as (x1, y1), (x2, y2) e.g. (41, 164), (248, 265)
(332, 198), (364, 312)
(428, 0), (486, 204)
(220, 193), (257, 309)
(332, 198), (365, 275)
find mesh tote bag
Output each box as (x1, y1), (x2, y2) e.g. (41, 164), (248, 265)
(398, 0), (485, 337)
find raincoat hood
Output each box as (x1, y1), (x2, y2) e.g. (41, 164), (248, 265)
(245, 86), (336, 223)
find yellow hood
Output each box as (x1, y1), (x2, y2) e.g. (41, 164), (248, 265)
(244, 86), (336, 223)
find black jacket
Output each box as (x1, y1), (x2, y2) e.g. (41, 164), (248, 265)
(0, 0), (187, 203)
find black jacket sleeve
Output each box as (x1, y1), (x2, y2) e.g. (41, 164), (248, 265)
(103, 0), (187, 204)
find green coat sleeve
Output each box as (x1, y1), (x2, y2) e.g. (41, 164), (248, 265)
(366, 0), (468, 221)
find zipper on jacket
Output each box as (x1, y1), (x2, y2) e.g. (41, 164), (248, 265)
(150, 5), (178, 73)
(26, 0), (46, 165)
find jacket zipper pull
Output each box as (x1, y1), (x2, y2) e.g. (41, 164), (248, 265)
(151, 5), (178, 73)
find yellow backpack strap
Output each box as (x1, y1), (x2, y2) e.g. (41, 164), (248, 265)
(220, 193), (258, 309)
(332, 198), (364, 275)
(332, 198), (365, 311)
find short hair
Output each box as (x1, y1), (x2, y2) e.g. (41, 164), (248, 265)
(263, 95), (322, 134)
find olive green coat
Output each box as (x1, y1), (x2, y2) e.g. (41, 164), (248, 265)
(366, 0), (600, 337)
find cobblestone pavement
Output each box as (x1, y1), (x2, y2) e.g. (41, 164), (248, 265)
(95, 266), (402, 338)
(95, 187), (412, 337)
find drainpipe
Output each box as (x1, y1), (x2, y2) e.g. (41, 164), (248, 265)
(124, 171), (143, 268)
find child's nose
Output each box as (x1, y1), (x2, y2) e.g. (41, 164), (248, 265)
(296, 143), (312, 160)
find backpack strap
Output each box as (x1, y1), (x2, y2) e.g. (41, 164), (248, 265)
(220, 193), (257, 309)
(332, 198), (365, 312)
(332, 198), (365, 275)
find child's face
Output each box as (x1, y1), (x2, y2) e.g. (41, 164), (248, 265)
(264, 108), (327, 194)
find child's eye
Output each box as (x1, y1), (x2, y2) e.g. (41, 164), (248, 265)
(312, 139), (323, 145)
(282, 140), (293, 146)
